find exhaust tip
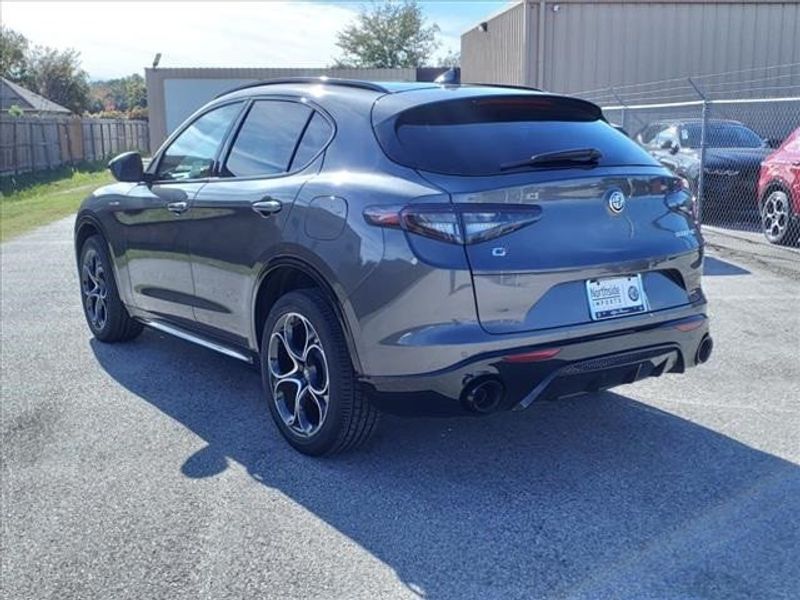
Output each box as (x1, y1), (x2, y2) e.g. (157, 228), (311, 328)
(696, 335), (714, 364)
(461, 377), (505, 414)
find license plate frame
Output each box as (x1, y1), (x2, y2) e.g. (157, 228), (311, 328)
(586, 274), (648, 321)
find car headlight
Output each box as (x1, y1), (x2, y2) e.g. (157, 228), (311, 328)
(703, 168), (740, 176)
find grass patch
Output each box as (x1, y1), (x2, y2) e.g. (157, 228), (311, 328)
(1, 162), (113, 242)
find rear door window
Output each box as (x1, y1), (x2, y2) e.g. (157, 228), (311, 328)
(223, 100), (313, 177)
(373, 95), (657, 176)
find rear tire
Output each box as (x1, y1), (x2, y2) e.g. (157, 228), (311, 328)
(260, 289), (379, 456)
(79, 235), (143, 342)
(761, 188), (799, 246)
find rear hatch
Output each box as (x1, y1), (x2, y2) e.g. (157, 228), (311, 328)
(373, 91), (702, 334)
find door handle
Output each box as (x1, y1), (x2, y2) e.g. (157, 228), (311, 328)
(251, 198), (282, 217)
(166, 201), (188, 214)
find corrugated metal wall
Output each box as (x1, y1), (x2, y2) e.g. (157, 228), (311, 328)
(543, 1), (800, 95)
(461, 3), (528, 85)
(462, 1), (800, 95)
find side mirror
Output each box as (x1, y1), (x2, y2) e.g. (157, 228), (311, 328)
(108, 151), (144, 182)
(765, 138), (782, 149)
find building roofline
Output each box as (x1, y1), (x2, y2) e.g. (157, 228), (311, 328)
(461, 1), (523, 37)
(0, 76), (72, 114)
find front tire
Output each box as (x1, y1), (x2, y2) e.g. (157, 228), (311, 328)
(79, 235), (143, 342)
(761, 189), (799, 246)
(260, 289), (379, 456)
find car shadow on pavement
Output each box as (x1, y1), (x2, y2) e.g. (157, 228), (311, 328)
(703, 256), (751, 277)
(90, 331), (799, 599)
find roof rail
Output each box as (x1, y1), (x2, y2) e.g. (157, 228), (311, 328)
(468, 82), (543, 92)
(215, 77), (390, 98)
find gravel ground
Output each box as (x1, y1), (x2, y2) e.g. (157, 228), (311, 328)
(2, 216), (799, 600)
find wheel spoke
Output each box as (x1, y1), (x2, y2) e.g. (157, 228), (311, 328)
(268, 331), (300, 379)
(294, 386), (311, 432)
(306, 344), (329, 395)
(307, 389), (327, 423)
(273, 377), (303, 427)
(96, 299), (106, 326)
(282, 316), (307, 361)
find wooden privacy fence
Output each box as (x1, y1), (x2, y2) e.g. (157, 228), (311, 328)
(0, 117), (149, 176)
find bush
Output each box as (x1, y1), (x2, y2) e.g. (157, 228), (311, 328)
(127, 106), (148, 121)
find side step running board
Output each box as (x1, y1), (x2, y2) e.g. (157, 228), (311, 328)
(143, 320), (254, 364)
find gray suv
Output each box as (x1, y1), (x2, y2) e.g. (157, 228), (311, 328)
(74, 78), (712, 455)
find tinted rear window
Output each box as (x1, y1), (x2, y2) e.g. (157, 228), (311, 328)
(683, 123), (763, 149)
(224, 100), (312, 177)
(374, 96), (657, 176)
(291, 112), (333, 170)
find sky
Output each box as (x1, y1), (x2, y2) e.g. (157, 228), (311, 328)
(2, 1), (510, 80)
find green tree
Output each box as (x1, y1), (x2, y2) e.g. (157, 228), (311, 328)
(437, 49), (461, 68)
(0, 27), (30, 81)
(124, 73), (147, 109)
(26, 46), (91, 113)
(89, 74), (147, 115)
(334, 1), (440, 68)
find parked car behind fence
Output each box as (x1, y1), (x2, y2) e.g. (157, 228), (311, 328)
(592, 82), (800, 246)
(758, 126), (800, 245)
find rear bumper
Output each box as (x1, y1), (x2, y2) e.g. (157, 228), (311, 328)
(361, 314), (710, 416)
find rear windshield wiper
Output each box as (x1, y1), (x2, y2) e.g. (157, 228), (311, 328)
(499, 148), (603, 171)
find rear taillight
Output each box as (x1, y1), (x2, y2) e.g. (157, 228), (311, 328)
(364, 204), (542, 245)
(666, 177), (698, 222)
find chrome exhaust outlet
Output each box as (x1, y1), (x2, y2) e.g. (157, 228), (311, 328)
(461, 377), (505, 414)
(696, 335), (714, 364)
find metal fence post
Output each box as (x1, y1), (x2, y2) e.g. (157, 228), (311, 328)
(90, 122), (97, 161)
(610, 87), (628, 131)
(64, 121), (73, 165)
(28, 122), (35, 170)
(688, 78), (709, 221)
(12, 121), (19, 175)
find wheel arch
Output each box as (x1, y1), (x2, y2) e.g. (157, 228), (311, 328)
(251, 255), (363, 374)
(759, 178), (792, 205)
(74, 213), (134, 306)
(74, 213), (105, 263)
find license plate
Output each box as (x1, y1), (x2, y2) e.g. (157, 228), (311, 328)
(586, 275), (648, 321)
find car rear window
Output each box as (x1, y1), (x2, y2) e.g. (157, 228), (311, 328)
(373, 95), (657, 176)
(683, 123), (763, 149)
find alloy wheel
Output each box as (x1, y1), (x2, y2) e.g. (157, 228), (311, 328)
(81, 248), (108, 331)
(267, 312), (330, 438)
(762, 190), (790, 243)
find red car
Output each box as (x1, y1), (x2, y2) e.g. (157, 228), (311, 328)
(758, 127), (800, 245)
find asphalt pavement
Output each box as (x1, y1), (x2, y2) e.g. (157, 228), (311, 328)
(2, 216), (799, 600)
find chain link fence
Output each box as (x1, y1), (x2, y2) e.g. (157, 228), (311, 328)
(576, 64), (800, 247)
